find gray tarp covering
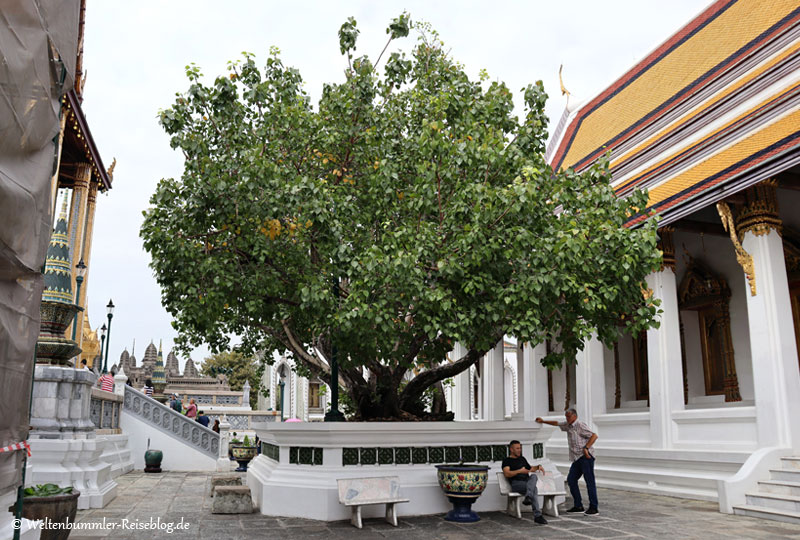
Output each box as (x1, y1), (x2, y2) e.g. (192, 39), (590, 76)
(0, 0), (79, 496)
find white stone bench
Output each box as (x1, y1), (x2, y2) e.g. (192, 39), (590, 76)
(337, 476), (409, 529)
(497, 471), (564, 519)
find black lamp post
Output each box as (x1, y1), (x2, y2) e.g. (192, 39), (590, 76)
(98, 323), (107, 373)
(71, 259), (87, 341)
(325, 278), (345, 421)
(102, 299), (114, 374)
(279, 379), (286, 422)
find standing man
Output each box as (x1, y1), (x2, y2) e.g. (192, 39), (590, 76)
(536, 409), (599, 515)
(501, 440), (548, 525)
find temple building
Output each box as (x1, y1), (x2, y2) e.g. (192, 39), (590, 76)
(118, 341), (230, 392)
(529, 0), (800, 520)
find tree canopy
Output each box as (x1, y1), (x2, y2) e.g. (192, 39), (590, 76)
(141, 14), (662, 419)
(199, 351), (260, 409)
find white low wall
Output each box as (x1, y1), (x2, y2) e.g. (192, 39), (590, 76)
(97, 433), (135, 478)
(248, 420), (560, 521)
(672, 406), (758, 450)
(120, 410), (217, 471)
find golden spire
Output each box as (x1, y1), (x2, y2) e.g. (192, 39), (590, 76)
(59, 192), (69, 219)
(559, 64), (571, 97)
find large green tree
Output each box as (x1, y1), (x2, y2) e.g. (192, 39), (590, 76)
(199, 351), (260, 409)
(142, 15), (661, 419)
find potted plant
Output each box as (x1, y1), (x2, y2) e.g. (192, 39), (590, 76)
(12, 484), (80, 540)
(230, 434), (257, 471)
(435, 463), (490, 522)
(144, 438), (163, 473)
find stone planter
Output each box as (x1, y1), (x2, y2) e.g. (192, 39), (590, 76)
(435, 464), (490, 522)
(144, 449), (163, 473)
(231, 445), (257, 472)
(12, 490), (80, 540)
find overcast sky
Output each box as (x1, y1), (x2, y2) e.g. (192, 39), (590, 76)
(78, 0), (709, 371)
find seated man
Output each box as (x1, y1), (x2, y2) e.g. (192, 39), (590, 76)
(501, 440), (548, 525)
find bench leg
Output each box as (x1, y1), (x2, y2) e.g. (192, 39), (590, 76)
(543, 496), (558, 517)
(350, 506), (362, 529)
(385, 502), (398, 527)
(506, 496), (522, 519)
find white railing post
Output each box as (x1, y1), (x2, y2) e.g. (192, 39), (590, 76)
(114, 365), (128, 396)
(216, 416), (232, 471)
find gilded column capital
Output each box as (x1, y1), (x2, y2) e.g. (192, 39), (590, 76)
(657, 226), (676, 272)
(717, 201), (756, 296)
(736, 179), (781, 237)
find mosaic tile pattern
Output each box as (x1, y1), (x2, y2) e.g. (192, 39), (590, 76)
(412, 447), (428, 464)
(360, 447), (377, 465)
(343, 447), (359, 466)
(395, 447), (411, 464)
(445, 446), (461, 463)
(428, 447), (444, 464)
(378, 447), (394, 465)
(339, 444), (515, 466)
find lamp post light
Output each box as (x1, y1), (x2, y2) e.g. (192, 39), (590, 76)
(71, 259), (87, 341)
(102, 299), (114, 374)
(278, 379), (286, 422)
(98, 324), (107, 373)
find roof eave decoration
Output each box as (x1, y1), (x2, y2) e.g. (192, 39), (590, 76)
(65, 89), (112, 192)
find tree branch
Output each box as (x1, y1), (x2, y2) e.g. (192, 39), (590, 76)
(398, 329), (505, 408)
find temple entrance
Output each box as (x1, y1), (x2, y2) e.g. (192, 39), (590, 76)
(678, 258), (741, 402)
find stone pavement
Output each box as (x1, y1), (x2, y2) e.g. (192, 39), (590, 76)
(70, 471), (800, 539)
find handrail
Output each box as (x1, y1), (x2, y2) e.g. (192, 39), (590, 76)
(122, 386), (219, 458)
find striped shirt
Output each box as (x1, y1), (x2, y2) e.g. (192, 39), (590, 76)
(559, 420), (596, 462)
(143, 385), (154, 397)
(99, 374), (114, 393)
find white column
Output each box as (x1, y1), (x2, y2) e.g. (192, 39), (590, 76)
(529, 343), (550, 418)
(482, 340), (505, 421)
(511, 342), (533, 420)
(743, 229), (800, 448)
(646, 268), (685, 449)
(575, 335), (606, 429)
(452, 343), (472, 421)
(216, 416), (232, 471)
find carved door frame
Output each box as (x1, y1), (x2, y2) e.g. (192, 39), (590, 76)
(678, 259), (742, 402)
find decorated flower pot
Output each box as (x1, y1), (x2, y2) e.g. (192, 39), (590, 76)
(144, 449), (163, 473)
(13, 489), (80, 540)
(231, 445), (257, 472)
(435, 464), (490, 522)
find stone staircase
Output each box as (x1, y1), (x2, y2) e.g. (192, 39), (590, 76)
(733, 456), (800, 524)
(121, 387), (222, 471)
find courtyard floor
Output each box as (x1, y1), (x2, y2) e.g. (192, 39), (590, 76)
(70, 471), (800, 539)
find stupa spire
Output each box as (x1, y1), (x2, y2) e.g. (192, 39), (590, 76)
(42, 192), (74, 304)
